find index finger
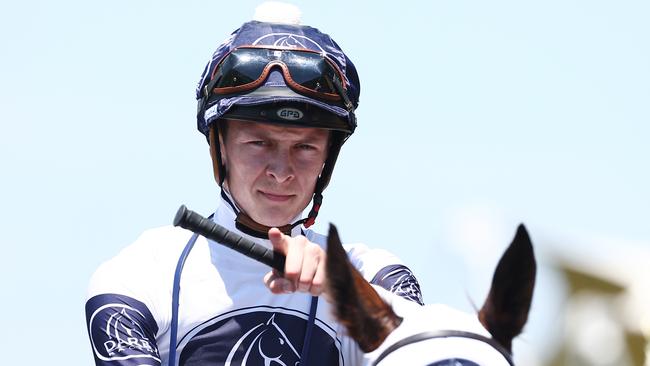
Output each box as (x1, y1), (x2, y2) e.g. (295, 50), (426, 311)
(268, 227), (289, 254)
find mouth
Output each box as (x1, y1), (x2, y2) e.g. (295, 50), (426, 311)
(259, 191), (294, 202)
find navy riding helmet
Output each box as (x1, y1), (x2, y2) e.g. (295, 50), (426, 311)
(196, 20), (361, 228)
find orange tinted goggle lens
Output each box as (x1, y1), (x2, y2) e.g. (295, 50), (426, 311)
(211, 47), (343, 101)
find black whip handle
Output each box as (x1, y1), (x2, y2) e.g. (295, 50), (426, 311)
(173, 205), (285, 274)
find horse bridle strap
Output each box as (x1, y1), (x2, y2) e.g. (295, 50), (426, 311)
(372, 330), (515, 366)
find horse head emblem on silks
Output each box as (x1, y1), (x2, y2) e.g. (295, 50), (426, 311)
(108, 308), (147, 339)
(325, 224), (537, 366)
(102, 306), (157, 358)
(225, 314), (301, 366)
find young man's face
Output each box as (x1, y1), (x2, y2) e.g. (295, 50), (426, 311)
(216, 120), (329, 227)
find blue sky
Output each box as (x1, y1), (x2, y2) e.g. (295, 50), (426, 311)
(1, 1), (648, 364)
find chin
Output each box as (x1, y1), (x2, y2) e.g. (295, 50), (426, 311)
(253, 212), (295, 227)
(261, 205), (308, 227)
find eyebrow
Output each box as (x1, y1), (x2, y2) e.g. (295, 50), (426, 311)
(241, 127), (329, 143)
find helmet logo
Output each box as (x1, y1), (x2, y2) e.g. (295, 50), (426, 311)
(252, 33), (325, 52)
(277, 108), (303, 121)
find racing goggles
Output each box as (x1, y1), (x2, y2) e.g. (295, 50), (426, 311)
(207, 46), (347, 102)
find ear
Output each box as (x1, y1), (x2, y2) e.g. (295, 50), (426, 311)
(478, 224), (536, 353)
(326, 224), (403, 352)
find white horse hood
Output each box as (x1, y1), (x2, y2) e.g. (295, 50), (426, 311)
(361, 288), (511, 365)
(324, 224), (535, 366)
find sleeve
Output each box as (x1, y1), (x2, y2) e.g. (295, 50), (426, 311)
(369, 264), (424, 305)
(85, 294), (161, 366)
(85, 227), (186, 366)
(344, 243), (424, 305)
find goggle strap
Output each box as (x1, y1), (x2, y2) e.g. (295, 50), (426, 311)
(333, 76), (354, 112)
(332, 76), (357, 132)
(198, 78), (218, 120)
(204, 77), (220, 100)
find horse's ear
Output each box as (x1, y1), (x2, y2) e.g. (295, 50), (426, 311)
(478, 224), (536, 353)
(326, 224), (403, 352)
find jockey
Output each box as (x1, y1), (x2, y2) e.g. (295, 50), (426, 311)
(85, 3), (423, 366)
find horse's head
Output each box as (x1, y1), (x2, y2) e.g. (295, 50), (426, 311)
(325, 224), (536, 365)
(224, 313), (301, 366)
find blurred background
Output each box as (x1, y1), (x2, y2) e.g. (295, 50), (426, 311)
(1, 0), (648, 364)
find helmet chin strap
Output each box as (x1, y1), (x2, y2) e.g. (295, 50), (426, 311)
(303, 191), (322, 228)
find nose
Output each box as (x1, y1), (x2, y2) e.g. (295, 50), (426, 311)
(266, 148), (294, 183)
